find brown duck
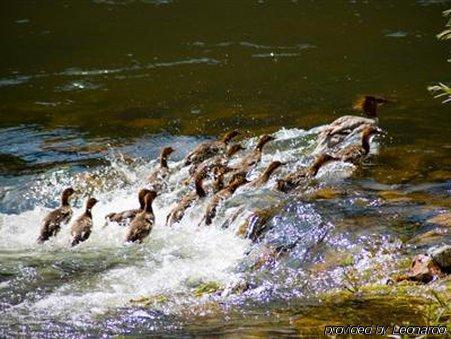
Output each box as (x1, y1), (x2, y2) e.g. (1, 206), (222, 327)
(203, 172), (249, 226)
(189, 143), (244, 177)
(277, 154), (336, 193)
(248, 161), (284, 188)
(316, 95), (387, 152)
(332, 125), (382, 163)
(70, 197), (98, 247)
(147, 147), (175, 189)
(166, 171), (207, 226)
(184, 130), (240, 166)
(230, 135), (275, 171)
(125, 191), (157, 243)
(105, 189), (152, 225)
(37, 187), (75, 243)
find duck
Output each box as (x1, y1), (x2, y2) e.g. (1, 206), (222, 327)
(105, 188), (152, 225)
(147, 146), (175, 190)
(332, 125), (382, 163)
(184, 130), (240, 166)
(276, 154), (336, 193)
(166, 171), (207, 226)
(231, 135), (275, 171)
(70, 197), (98, 247)
(315, 95), (387, 153)
(189, 143), (244, 177)
(37, 187), (75, 243)
(125, 191), (157, 243)
(248, 161), (284, 188)
(203, 172), (249, 226)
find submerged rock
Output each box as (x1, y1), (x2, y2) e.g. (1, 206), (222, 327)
(427, 212), (451, 228)
(193, 281), (222, 297)
(129, 294), (169, 306)
(378, 190), (411, 203)
(410, 229), (447, 246)
(308, 187), (343, 200)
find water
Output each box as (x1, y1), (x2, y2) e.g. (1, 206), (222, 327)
(0, 0), (450, 336)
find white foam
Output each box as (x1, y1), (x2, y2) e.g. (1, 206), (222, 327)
(0, 126), (378, 321)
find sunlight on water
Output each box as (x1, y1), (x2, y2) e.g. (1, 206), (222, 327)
(0, 125), (376, 328)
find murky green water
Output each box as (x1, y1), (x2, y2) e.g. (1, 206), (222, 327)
(0, 0), (450, 337)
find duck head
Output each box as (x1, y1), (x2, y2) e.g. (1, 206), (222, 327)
(160, 146), (175, 168)
(354, 95), (388, 118)
(162, 147), (175, 157)
(86, 197), (98, 210)
(138, 189), (152, 209)
(61, 187), (75, 205)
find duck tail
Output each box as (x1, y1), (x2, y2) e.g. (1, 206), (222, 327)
(71, 236), (81, 247)
(37, 235), (46, 244)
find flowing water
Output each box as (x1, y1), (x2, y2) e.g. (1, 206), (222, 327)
(1, 0), (450, 337)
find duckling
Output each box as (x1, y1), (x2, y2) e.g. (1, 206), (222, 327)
(37, 187), (75, 243)
(166, 171), (207, 226)
(332, 125), (382, 163)
(125, 191), (157, 243)
(147, 146), (175, 190)
(70, 197), (98, 247)
(189, 143), (244, 177)
(105, 189), (152, 225)
(276, 154), (336, 193)
(316, 95), (387, 153)
(203, 172), (249, 226)
(184, 130), (240, 166)
(248, 161), (284, 188)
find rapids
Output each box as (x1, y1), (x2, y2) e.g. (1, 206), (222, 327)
(0, 126), (373, 331)
(0, 125), (449, 336)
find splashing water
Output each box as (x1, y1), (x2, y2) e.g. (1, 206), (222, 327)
(2, 125), (444, 336)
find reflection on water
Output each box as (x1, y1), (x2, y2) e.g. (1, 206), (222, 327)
(0, 0), (450, 336)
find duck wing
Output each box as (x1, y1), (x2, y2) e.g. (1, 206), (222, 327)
(185, 141), (223, 165)
(70, 215), (93, 246)
(334, 144), (365, 163)
(106, 208), (140, 225)
(316, 116), (377, 152)
(126, 212), (154, 243)
(324, 116), (376, 136)
(38, 206), (73, 243)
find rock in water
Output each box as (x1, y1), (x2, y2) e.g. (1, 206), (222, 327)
(430, 245), (451, 273)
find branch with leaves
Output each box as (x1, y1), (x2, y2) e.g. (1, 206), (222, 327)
(428, 9), (451, 103)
